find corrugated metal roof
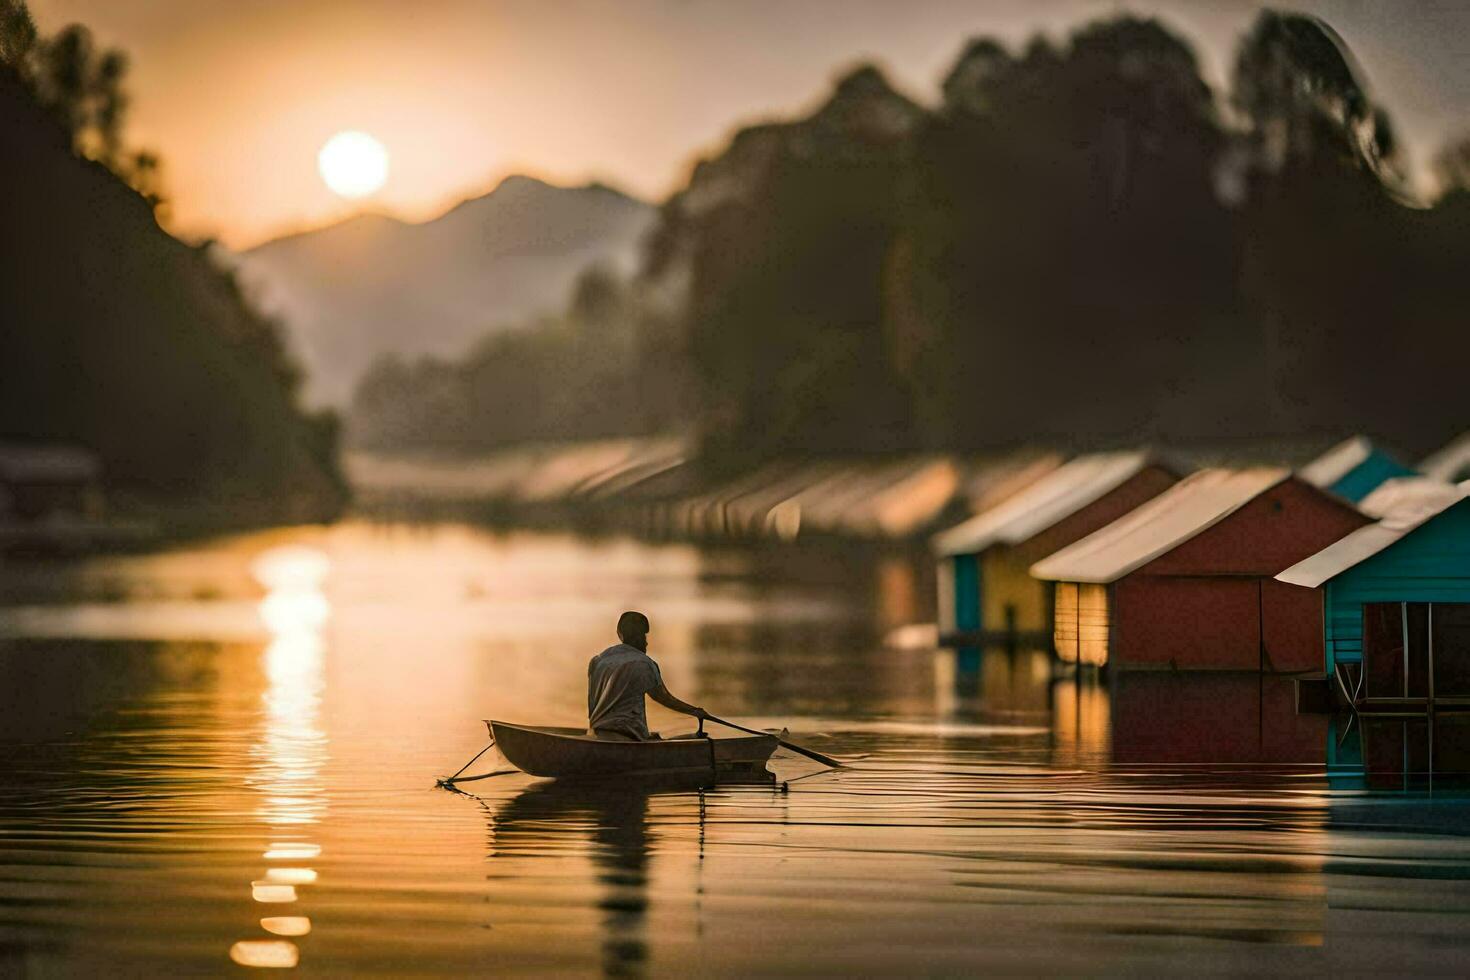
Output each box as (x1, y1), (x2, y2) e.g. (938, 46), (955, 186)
(1277, 482), (1470, 589)
(1030, 468), (1290, 584)
(933, 451), (1156, 556)
(1298, 436), (1372, 489)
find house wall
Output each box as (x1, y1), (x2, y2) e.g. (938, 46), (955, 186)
(938, 553), (981, 636)
(980, 546), (1050, 636)
(1113, 576), (1260, 668)
(978, 466), (1178, 637)
(1110, 576), (1324, 671)
(1052, 581), (1110, 665)
(1323, 499), (1470, 671)
(1111, 478), (1367, 671)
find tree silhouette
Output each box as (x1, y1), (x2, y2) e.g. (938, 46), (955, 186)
(0, 1), (162, 209)
(1232, 11), (1400, 186)
(0, 0), (36, 69)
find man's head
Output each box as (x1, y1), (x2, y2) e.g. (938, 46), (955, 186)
(617, 610), (650, 651)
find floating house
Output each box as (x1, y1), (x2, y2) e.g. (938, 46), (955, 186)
(932, 452), (1180, 645)
(1030, 468), (1370, 670)
(1297, 435), (1416, 504)
(0, 442), (103, 522)
(1276, 482), (1470, 709)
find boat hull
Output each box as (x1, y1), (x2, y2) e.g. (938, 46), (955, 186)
(489, 721), (778, 780)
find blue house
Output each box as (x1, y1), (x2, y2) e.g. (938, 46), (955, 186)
(1277, 481), (1470, 700)
(1278, 481), (1470, 784)
(1297, 435), (1417, 504)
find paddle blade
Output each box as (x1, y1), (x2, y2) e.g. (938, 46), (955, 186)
(775, 738), (844, 769)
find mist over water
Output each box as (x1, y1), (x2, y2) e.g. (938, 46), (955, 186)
(3, 522), (1470, 975)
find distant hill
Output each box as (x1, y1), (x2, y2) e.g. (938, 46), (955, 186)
(237, 176), (656, 405)
(0, 65), (345, 521)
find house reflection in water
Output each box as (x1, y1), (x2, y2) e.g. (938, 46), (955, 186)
(1051, 672), (1111, 769)
(934, 646), (1053, 721)
(1111, 672), (1325, 765)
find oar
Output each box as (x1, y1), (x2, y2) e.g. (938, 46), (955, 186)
(436, 736), (503, 787)
(702, 713), (844, 769)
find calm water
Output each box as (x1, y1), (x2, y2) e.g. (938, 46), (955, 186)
(3, 522), (1470, 977)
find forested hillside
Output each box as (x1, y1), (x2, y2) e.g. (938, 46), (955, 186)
(352, 11), (1468, 464)
(0, 37), (345, 520)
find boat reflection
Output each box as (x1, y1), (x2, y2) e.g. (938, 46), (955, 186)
(487, 772), (773, 976)
(491, 781), (668, 976)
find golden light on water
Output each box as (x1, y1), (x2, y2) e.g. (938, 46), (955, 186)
(260, 917), (312, 937)
(251, 882), (298, 904)
(251, 545), (331, 595)
(237, 543), (331, 966)
(229, 940), (300, 968)
(264, 868), (318, 885)
(317, 130), (389, 199)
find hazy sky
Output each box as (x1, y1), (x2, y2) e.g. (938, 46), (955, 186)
(29, 0), (1469, 249)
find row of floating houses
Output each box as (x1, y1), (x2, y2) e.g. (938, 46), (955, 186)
(930, 434), (1470, 727)
(345, 429), (1470, 730)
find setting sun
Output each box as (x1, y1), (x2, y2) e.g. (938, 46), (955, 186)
(317, 131), (388, 199)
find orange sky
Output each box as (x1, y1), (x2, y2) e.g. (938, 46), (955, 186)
(29, 0), (1470, 249)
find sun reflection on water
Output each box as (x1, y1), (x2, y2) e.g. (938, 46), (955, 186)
(260, 916), (312, 937)
(229, 940), (300, 969)
(233, 544), (331, 968)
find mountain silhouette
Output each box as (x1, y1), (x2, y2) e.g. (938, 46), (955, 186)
(237, 175), (654, 405)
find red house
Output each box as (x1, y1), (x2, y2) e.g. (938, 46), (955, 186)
(1030, 468), (1370, 671)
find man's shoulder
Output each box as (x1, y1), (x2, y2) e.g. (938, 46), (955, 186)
(592, 644), (646, 664)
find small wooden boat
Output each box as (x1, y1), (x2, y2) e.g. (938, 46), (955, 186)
(488, 720), (779, 780)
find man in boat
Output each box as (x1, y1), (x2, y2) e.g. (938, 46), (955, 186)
(588, 611), (706, 740)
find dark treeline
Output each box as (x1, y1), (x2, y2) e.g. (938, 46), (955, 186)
(1, 0), (345, 522)
(354, 11), (1469, 467)
(353, 266), (693, 449)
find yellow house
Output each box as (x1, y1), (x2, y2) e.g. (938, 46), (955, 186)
(933, 452), (1181, 646)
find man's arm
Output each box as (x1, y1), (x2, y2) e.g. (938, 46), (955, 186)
(588, 658), (597, 719)
(649, 683), (706, 719)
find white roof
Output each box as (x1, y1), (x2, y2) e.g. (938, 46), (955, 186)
(1298, 435), (1372, 488)
(1421, 432), (1470, 483)
(933, 451), (1160, 556)
(1358, 476), (1459, 520)
(1030, 467), (1290, 583)
(1277, 482), (1470, 589)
